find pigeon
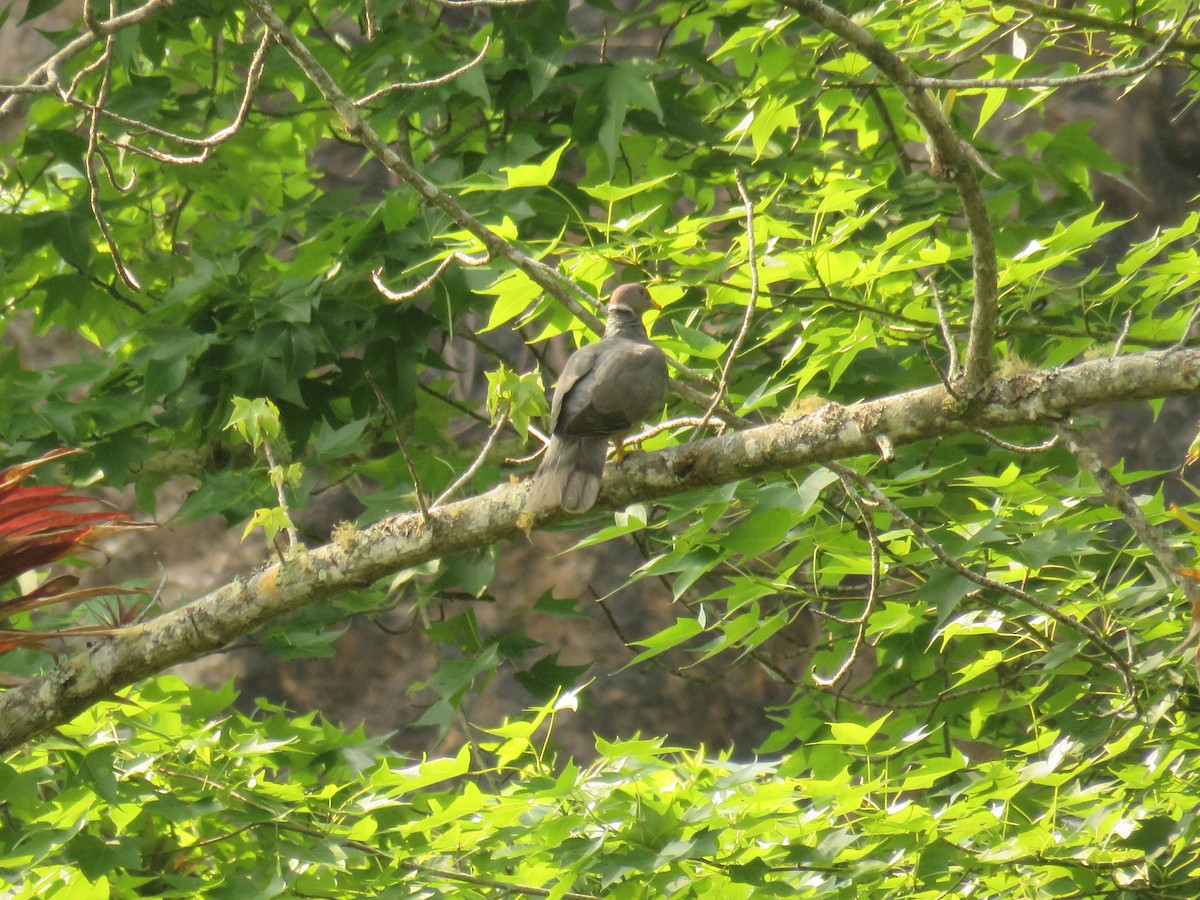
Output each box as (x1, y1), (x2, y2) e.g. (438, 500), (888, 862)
(526, 283), (668, 515)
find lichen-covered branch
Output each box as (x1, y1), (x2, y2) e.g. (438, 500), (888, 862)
(2, 344), (1198, 751)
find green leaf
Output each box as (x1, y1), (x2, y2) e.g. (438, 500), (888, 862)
(501, 140), (571, 188)
(826, 714), (890, 746)
(626, 617), (703, 666)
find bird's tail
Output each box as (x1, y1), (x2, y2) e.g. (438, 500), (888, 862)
(526, 435), (608, 514)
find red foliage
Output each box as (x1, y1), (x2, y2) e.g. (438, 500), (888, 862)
(0, 449), (150, 655)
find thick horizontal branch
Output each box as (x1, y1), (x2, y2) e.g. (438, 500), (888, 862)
(2, 346), (1198, 751)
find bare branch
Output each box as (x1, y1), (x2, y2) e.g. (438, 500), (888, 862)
(928, 277), (959, 376)
(698, 170), (760, 435)
(64, 52), (110, 102)
(0, 0), (180, 116)
(372, 250), (491, 302)
(973, 430), (1058, 454)
(363, 0), (378, 41)
(367, 372), (432, 520)
(96, 145), (136, 193)
(624, 416), (710, 446)
(70, 29), (273, 152)
(779, 0), (999, 394)
(830, 462), (1138, 702)
(83, 42), (141, 292)
(812, 473), (882, 689)
(1054, 421), (1200, 653)
(243, 0), (587, 320)
(1175, 299), (1200, 349)
(82, 0), (114, 37)
(1001, 0), (1200, 55)
(1055, 421), (1197, 592)
(354, 37), (491, 107)
(434, 410), (510, 508)
(1112, 311), (1134, 356)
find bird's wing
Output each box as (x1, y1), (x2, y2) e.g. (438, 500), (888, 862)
(549, 342), (603, 433)
(557, 338), (665, 437)
(586, 342), (668, 424)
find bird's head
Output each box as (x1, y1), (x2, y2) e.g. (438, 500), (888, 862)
(608, 283), (658, 317)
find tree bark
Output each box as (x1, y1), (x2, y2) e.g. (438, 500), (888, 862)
(1, 344), (1197, 752)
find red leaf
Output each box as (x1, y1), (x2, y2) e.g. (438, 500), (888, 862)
(0, 448), (154, 658)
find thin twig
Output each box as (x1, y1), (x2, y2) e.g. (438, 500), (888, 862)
(418, 382), (492, 425)
(64, 52), (109, 102)
(697, 170), (761, 436)
(1054, 421), (1200, 654)
(1112, 311), (1134, 356)
(623, 416), (710, 446)
(372, 250), (491, 302)
(259, 437), (300, 552)
(95, 145), (136, 192)
(812, 478), (882, 688)
(916, 6), (1193, 90)
(1174, 299), (1200, 349)
(363, 0), (377, 40)
(0, 0), (178, 116)
(433, 410), (510, 507)
(928, 277), (959, 376)
(83, 39), (141, 292)
(354, 37), (491, 106)
(503, 424), (554, 466)
(367, 372), (431, 520)
(1001, 0), (1200, 53)
(973, 430), (1059, 454)
(73, 28), (273, 153)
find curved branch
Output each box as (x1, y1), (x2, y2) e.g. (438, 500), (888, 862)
(242, 0), (592, 326)
(0, 0), (179, 116)
(2, 344), (1199, 751)
(353, 37), (491, 107)
(699, 170), (760, 435)
(779, 0), (999, 393)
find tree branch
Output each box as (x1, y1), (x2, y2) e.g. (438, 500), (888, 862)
(242, 0), (589, 324)
(1055, 422), (1197, 591)
(779, 0), (999, 394)
(1001, 0), (1200, 54)
(0, 0), (179, 116)
(2, 345), (1199, 751)
(916, 8), (1192, 90)
(243, 0), (739, 425)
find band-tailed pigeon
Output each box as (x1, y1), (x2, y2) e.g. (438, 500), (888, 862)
(526, 283), (668, 515)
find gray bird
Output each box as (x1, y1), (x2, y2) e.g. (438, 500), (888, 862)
(526, 283), (668, 515)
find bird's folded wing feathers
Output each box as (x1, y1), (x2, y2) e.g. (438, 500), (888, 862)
(549, 342), (603, 432)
